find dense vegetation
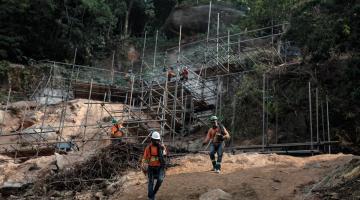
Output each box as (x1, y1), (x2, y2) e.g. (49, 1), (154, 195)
(287, 0), (360, 151)
(221, 0), (359, 152)
(0, 0), (299, 64)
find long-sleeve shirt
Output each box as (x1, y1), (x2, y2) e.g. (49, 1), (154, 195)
(204, 125), (230, 144)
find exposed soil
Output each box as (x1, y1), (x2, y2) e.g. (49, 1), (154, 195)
(113, 153), (357, 200)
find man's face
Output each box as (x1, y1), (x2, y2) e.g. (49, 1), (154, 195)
(212, 120), (218, 128)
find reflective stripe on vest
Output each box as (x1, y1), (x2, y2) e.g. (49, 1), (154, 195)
(150, 156), (159, 162)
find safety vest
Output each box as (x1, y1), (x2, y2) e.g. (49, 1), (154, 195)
(143, 144), (165, 167)
(111, 125), (123, 138)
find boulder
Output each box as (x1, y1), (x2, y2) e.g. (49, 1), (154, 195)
(164, 5), (245, 37)
(0, 180), (30, 197)
(8, 101), (38, 110)
(199, 188), (232, 200)
(54, 153), (72, 170)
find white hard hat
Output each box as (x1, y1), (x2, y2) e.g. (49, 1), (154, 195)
(151, 131), (161, 140)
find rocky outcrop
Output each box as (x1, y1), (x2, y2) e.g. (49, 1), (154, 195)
(163, 5), (245, 37)
(199, 188), (232, 200)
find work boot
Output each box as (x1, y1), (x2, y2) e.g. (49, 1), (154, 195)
(212, 161), (216, 169)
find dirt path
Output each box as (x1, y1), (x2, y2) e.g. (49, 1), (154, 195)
(113, 153), (355, 200)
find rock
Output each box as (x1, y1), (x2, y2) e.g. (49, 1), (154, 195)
(105, 182), (119, 195)
(2, 180), (24, 188)
(50, 190), (62, 197)
(8, 101), (38, 110)
(164, 5), (246, 37)
(28, 163), (40, 171)
(95, 191), (105, 200)
(0, 180), (29, 197)
(0, 110), (7, 124)
(74, 191), (93, 200)
(199, 188), (232, 200)
(54, 153), (72, 170)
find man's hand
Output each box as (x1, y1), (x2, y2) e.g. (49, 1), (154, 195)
(202, 141), (208, 146)
(141, 163), (148, 175)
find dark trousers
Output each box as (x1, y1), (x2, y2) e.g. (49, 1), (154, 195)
(209, 142), (223, 170)
(147, 166), (165, 199)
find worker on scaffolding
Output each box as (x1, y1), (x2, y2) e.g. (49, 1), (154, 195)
(141, 131), (167, 200)
(111, 119), (124, 144)
(180, 66), (189, 82)
(167, 67), (176, 82)
(202, 115), (230, 173)
(125, 69), (133, 86)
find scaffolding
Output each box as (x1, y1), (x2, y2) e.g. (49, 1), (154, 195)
(0, 23), (335, 162)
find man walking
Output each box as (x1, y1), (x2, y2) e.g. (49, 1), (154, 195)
(203, 116), (230, 173)
(142, 131), (167, 200)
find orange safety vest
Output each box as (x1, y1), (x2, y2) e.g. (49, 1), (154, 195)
(111, 124), (123, 138)
(142, 144), (166, 167)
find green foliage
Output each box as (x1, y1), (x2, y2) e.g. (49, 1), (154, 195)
(286, 0), (360, 61)
(0, 61), (10, 84)
(0, 0), (151, 64)
(228, 0), (303, 31)
(283, 0), (360, 149)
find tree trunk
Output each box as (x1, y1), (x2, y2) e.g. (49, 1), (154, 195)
(124, 0), (134, 37)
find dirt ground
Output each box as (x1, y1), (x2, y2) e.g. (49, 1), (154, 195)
(113, 153), (356, 200)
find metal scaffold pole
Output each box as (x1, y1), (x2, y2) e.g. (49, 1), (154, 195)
(262, 73), (266, 151)
(172, 25), (182, 145)
(153, 30), (158, 69)
(227, 29), (230, 71)
(230, 93), (237, 147)
(321, 100), (325, 142)
(109, 51), (115, 101)
(141, 31), (147, 74)
(204, 0), (212, 78)
(129, 75), (135, 118)
(216, 13), (220, 66)
(215, 76), (220, 115)
(309, 82), (313, 151)
(326, 95), (331, 154)
(59, 50), (77, 139)
(181, 85), (184, 135)
(161, 69), (168, 136)
(82, 79), (93, 144)
(316, 88), (319, 145)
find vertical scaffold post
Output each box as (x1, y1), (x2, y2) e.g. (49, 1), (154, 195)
(326, 95), (331, 154)
(309, 82), (313, 151)
(83, 79), (93, 144)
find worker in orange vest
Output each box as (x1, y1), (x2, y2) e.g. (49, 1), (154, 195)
(180, 66), (189, 81)
(141, 131), (167, 200)
(167, 67), (176, 82)
(111, 119), (124, 144)
(203, 115), (230, 173)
